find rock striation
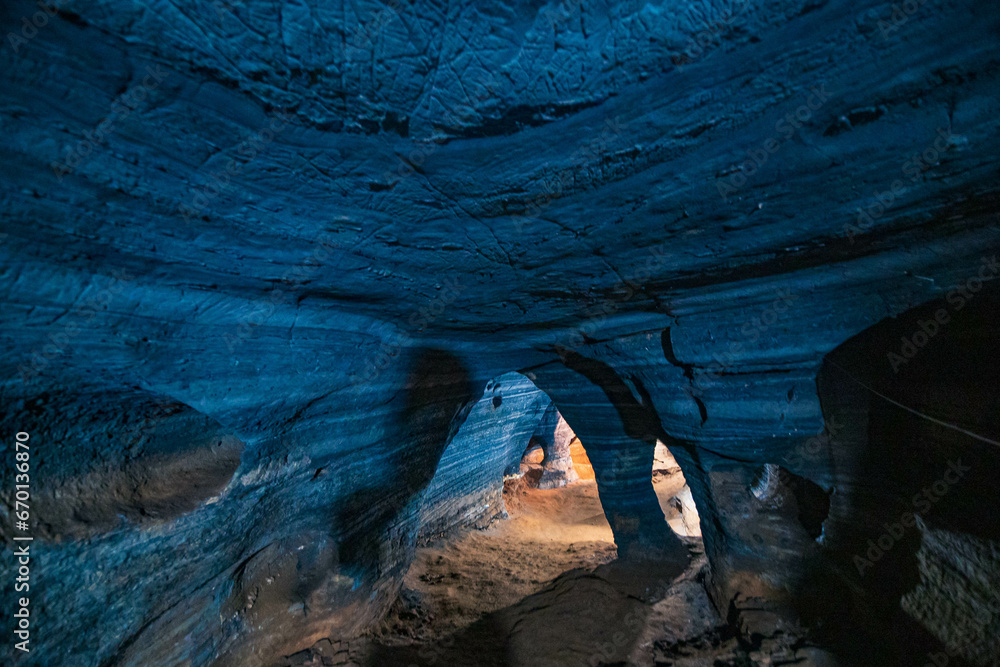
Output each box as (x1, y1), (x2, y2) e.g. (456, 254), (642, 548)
(1, 0), (999, 665)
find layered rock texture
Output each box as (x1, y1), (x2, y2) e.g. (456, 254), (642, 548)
(1, 0), (999, 665)
(418, 372), (550, 539)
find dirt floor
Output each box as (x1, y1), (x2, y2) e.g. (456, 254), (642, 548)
(281, 474), (836, 667)
(373, 476), (620, 643)
(357, 475), (732, 666)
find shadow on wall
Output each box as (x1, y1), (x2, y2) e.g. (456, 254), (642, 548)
(400, 349), (478, 495)
(334, 348), (476, 575)
(806, 283), (1000, 666)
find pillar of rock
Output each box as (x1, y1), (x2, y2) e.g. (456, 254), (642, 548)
(533, 405), (581, 490)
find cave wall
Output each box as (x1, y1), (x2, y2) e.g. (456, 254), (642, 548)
(417, 371), (550, 541)
(2, 0), (999, 664)
(804, 286), (1000, 665)
(0, 340), (489, 666)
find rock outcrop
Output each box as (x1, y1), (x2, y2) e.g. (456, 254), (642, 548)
(529, 406), (580, 489)
(418, 372), (550, 540)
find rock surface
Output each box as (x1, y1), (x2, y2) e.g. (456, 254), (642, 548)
(653, 440), (701, 537)
(532, 407), (581, 489)
(1, 0), (999, 665)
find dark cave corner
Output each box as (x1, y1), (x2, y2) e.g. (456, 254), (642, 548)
(335, 348), (477, 578)
(801, 285), (1000, 666)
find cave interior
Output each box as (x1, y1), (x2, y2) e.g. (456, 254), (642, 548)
(1, 0), (999, 665)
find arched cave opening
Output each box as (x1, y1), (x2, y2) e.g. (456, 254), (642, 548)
(356, 369), (710, 666)
(380, 372), (616, 641)
(652, 440), (702, 538)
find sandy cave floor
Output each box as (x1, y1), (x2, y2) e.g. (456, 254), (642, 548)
(281, 478), (834, 667)
(376, 477), (622, 642)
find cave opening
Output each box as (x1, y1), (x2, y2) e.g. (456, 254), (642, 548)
(652, 439), (702, 538)
(356, 370), (710, 665)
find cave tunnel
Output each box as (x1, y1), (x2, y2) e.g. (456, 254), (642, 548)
(2, 0), (1000, 666)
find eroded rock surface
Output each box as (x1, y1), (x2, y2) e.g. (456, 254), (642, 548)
(2, 0), (999, 665)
